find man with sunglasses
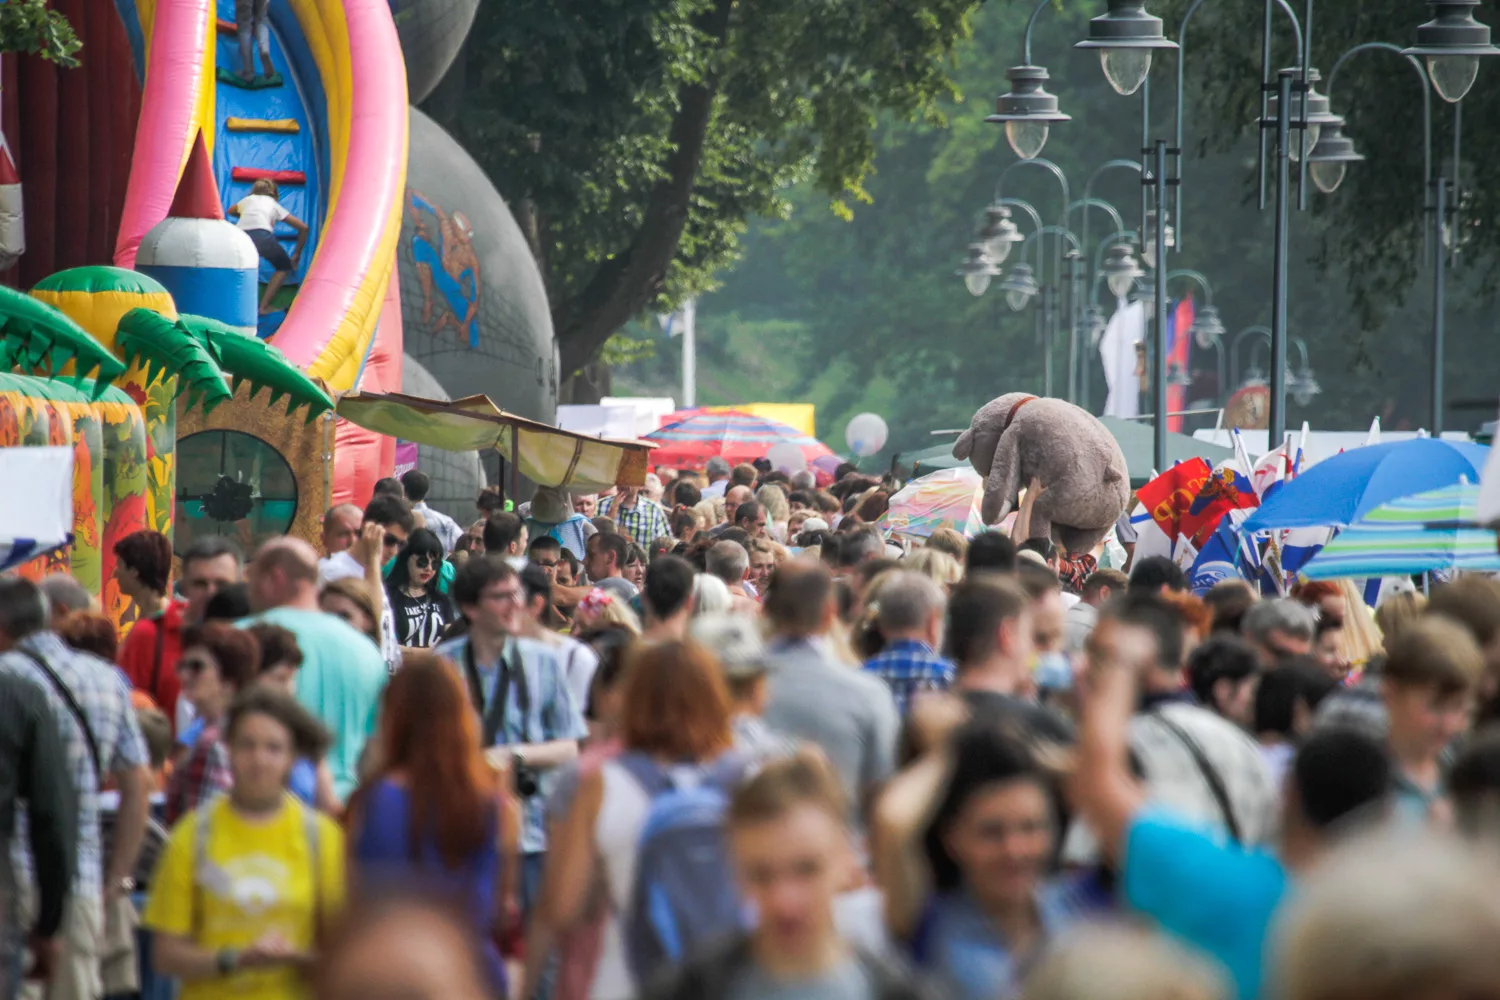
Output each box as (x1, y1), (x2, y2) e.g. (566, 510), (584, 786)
(437, 555), (585, 986)
(318, 495), (416, 672)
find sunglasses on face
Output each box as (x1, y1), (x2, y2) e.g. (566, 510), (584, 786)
(178, 657), (213, 676)
(411, 554), (439, 569)
(384, 534), (404, 548)
(533, 559), (559, 568)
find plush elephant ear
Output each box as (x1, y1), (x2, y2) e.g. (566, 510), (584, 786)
(953, 428), (975, 461)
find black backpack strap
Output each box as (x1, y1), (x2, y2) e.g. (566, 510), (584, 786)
(1149, 709), (1242, 843)
(20, 648), (102, 784)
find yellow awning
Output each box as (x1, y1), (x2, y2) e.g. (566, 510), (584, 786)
(336, 391), (653, 490)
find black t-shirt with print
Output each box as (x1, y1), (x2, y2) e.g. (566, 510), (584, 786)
(386, 586), (456, 649)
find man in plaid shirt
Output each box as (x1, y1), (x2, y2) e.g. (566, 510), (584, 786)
(597, 484), (671, 548)
(0, 578), (151, 1000)
(861, 572), (954, 715)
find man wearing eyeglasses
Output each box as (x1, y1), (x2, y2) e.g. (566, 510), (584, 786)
(318, 495), (414, 672)
(437, 555), (586, 985)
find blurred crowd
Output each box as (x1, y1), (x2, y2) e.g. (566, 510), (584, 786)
(4, 458), (1500, 1000)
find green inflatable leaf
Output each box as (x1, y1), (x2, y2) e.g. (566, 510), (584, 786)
(177, 314), (334, 419)
(0, 285), (126, 389)
(114, 309), (233, 413)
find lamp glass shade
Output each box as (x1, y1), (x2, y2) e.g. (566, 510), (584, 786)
(1006, 120), (1050, 160)
(1428, 53), (1481, 101)
(965, 272), (992, 297)
(1309, 158), (1347, 194)
(1107, 273), (1136, 298)
(1100, 48), (1153, 95)
(1006, 288), (1033, 311)
(985, 236), (1015, 264)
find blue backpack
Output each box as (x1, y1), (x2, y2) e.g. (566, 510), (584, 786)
(618, 752), (748, 984)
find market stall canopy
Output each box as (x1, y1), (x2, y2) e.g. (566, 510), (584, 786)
(336, 391), (653, 490)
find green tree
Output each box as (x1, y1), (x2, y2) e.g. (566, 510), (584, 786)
(0, 0), (81, 66)
(425, 0), (977, 375)
(619, 0), (1500, 459)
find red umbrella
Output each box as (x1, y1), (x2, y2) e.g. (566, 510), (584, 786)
(645, 409), (836, 472)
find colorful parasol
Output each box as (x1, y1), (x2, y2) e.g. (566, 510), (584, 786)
(644, 409), (835, 471)
(1301, 482), (1500, 579)
(877, 467), (986, 539)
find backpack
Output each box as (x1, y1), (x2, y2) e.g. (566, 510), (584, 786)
(617, 751), (747, 984)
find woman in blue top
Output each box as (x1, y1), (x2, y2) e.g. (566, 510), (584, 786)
(247, 622), (340, 812)
(345, 652), (515, 996)
(874, 721), (1080, 1000)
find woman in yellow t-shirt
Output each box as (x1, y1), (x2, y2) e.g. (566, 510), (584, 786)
(144, 687), (343, 1000)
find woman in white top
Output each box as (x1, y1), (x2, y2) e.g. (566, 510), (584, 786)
(229, 177), (309, 314)
(539, 639), (741, 1000)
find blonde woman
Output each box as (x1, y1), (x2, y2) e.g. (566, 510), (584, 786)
(229, 178), (310, 314)
(756, 484), (791, 540)
(904, 548), (962, 589)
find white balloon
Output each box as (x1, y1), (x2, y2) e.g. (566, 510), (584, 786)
(845, 413), (889, 457)
(765, 442), (807, 474)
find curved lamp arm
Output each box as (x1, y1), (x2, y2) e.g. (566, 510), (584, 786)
(1067, 198), (1125, 242)
(995, 158), (1071, 224)
(1175, 0), (1304, 247)
(1022, 0), (1055, 66)
(1231, 324), (1273, 387)
(1166, 268), (1214, 305)
(1326, 42), (1432, 248)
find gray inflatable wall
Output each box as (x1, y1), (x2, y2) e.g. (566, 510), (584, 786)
(391, 0), (479, 104)
(398, 108), (559, 426)
(401, 353), (487, 524)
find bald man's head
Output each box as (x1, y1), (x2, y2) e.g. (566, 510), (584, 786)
(249, 538), (320, 612)
(724, 485), (754, 524)
(322, 504), (362, 556)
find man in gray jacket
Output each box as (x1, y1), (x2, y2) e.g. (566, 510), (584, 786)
(761, 562), (899, 827)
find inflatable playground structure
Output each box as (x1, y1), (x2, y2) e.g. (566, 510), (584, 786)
(0, 0), (579, 632)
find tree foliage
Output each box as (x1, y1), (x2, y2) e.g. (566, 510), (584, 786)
(616, 0), (1500, 459)
(0, 0), (81, 66)
(425, 0), (977, 374)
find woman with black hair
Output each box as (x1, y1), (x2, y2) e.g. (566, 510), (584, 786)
(385, 528), (455, 652)
(873, 722), (1082, 1000)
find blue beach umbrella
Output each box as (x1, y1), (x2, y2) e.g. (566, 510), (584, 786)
(1243, 439), (1489, 532)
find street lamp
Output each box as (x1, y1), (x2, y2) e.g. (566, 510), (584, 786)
(1139, 209), (1175, 268)
(1263, 67), (1340, 159)
(1000, 263), (1040, 312)
(1402, 0), (1500, 103)
(958, 244), (1001, 297)
(1101, 244), (1143, 299)
(1075, 0), (1179, 97)
(975, 204), (1025, 262)
(1305, 117), (1364, 194)
(987, 65), (1072, 160)
(1192, 303), (1226, 348)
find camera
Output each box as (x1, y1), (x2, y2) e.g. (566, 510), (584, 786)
(512, 753), (540, 798)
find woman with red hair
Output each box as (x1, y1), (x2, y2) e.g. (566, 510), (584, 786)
(345, 652), (515, 996)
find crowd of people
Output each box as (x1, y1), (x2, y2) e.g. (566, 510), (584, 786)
(4, 461), (1500, 1000)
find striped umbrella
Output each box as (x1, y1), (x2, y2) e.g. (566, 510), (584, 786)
(877, 467), (986, 539)
(1301, 482), (1500, 580)
(644, 409), (836, 471)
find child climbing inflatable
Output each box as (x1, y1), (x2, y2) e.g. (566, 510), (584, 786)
(229, 178), (308, 314)
(236, 0), (277, 83)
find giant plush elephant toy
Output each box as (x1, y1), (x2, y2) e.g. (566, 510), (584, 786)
(953, 393), (1130, 555)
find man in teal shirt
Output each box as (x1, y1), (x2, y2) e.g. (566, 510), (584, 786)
(244, 537), (386, 800)
(1071, 594), (1392, 999)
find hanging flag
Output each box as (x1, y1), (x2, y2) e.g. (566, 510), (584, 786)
(1251, 442), (1293, 500)
(1165, 297), (1195, 432)
(1100, 300), (1146, 419)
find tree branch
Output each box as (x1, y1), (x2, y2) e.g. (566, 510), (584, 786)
(553, 0), (735, 375)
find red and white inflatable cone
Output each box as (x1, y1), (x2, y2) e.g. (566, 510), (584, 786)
(0, 132), (22, 271)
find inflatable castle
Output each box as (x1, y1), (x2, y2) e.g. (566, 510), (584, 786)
(0, 0), (561, 630)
